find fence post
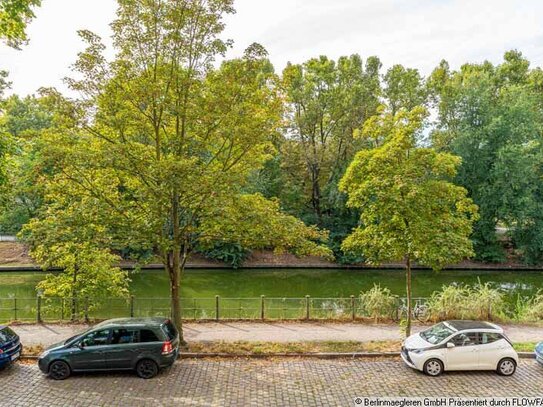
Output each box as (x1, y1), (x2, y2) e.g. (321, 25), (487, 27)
(260, 295), (265, 320)
(351, 295), (355, 321)
(215, 295), (220, 321)
(61, 298), (64, 321)
(13, 298), (17, 321)
(84, 297), (89, 323)
(36, 295), (42, 323)
(305, 295), (310, 320)
(130, 296), (135, 318)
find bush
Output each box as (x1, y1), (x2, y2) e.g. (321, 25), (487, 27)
(426, 281), (506, 322)
(425, 284), (469, 321)
(520, 291), (543, 322)
(360, 284), (397, 322)
(198, 242), (251, 269)
(467, 281), (506, 320)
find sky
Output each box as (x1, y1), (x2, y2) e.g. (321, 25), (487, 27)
(2, 0), (543, 96)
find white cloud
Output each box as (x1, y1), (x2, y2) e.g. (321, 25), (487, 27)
(2, 0), (543, 96)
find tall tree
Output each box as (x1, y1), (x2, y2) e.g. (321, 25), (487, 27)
(0, 0), (41, 48)
(35, 0), (332, 341)
(340, 107), (478, 336)
(429, 50), (543, 263)
(383, 64), (427, 115)
(0, 94), (54, 233)
(281, 54), (382, 224)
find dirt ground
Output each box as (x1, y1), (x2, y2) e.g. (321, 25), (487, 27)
(0, 241), (541, 270)
(0, 242), (34, 266)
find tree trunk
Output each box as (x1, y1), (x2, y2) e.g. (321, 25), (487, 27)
(405, 256), (412, 337)
(167, 251), (186, 347)
(310, 165), (322, 221)
(71, 265), (78, 322)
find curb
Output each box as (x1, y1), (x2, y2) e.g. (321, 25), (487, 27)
(178, 352), (400, 359)
(21, 352), (536, 360)
(20, 352), (400, 361)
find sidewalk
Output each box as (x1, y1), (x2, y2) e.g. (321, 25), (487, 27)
(10, 321), (543, 347)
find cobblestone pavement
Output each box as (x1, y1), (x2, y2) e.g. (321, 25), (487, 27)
(1, 359), (542, 406)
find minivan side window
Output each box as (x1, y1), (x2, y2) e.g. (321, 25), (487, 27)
(140, 329), (160, 343)
(451, 332), (479, 347)
(111, 329), (139, 345)
(81, 329), (111, 347)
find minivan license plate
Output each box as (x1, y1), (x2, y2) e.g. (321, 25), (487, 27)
(11, 352), (19, 361)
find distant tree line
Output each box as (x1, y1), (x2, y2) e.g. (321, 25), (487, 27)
(0, 0), (536, 337)
(2, 49), (543, 265)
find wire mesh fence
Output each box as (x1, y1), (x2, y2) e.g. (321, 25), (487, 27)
(0, 295), (430, 323)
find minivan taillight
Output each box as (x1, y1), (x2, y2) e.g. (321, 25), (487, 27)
(162, 340), (173, 354)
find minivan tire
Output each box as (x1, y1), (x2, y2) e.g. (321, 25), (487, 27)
(497, 358), (516, 376)
(48, 360), (71, 380)
(136, 359), (159, 379)
(423, 358), (444, 376)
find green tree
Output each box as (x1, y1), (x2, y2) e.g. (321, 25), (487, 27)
(20, 179), (130, 320)
(35, 0), (332, 342)
(340, 107), (478, 336)
(429, 51), (543, 263)
(0, 0), (41, 48)
(383, 64), (427, 115)
(0, 94), (54, 233)
(281, 55), (382, 223)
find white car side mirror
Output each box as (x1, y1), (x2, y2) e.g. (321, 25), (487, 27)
(447, 342), (455, 349)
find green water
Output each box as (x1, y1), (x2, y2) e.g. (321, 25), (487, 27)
(1, 268), (542, 299)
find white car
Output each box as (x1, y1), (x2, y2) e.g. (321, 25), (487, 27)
(401, 320), (518, 376)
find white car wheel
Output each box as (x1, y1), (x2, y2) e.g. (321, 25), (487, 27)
(497, 358), (516, 376)
(423, 359), (444, 376)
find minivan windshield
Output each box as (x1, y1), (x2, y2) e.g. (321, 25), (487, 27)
(420, 322), (455, 344)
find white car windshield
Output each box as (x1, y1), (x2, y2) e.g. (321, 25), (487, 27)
(420, 322), (455, 344)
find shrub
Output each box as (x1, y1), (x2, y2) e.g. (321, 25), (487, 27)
(425, 284), (469, 321)
(198, 242), (251, 269)
(426, 281), (506, 322)
(360, 284), (397, 322)
(521, 291), (543, 322)
(466, 281), (506, 320)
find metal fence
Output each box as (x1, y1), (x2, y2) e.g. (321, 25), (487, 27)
(0, 295), (430, 323)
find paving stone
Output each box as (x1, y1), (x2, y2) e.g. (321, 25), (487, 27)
(0, 359), (542, 406)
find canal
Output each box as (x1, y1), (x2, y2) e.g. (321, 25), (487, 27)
(1, 268), (542, 299)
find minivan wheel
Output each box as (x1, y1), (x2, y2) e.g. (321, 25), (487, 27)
(136, 359), (159, 379)
(497, 358), (516, 376)
(48, 360), (71, 380)
(423, 359), (444, 377)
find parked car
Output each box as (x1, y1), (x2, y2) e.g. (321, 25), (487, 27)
(38, 317), (179, 380)
(536, 342), (543, 367)
(0, 325), (22, 369)
(401, 320), (518, 376)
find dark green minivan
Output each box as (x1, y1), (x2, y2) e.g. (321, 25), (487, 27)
(38, 317), (179, 380)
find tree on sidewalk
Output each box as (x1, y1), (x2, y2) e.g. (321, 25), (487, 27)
(339, 106), (478, 336)
(21, 193), (129, 320)
(33, 0), (332, 344)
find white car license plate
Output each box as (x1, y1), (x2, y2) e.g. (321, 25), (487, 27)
(11, 352), (19, 361)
